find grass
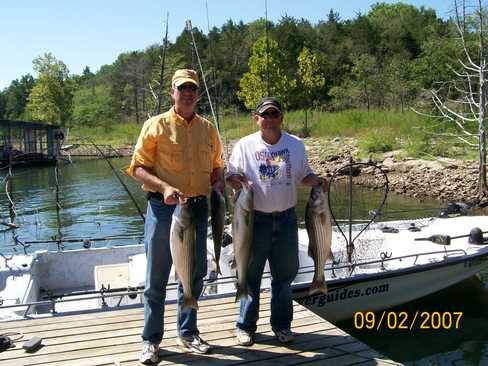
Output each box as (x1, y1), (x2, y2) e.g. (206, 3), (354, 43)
(66, 122), (142, 146)
(66, 108), (480, 161)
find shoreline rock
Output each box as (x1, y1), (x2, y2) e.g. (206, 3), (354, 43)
(304, 137), (481, 204)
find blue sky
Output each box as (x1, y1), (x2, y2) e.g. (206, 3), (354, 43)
(1, 0), (452, 90)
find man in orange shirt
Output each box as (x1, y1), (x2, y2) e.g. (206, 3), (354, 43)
(127, 69), (224, 364)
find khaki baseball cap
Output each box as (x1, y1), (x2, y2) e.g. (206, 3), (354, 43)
(172, 69), (199, 88)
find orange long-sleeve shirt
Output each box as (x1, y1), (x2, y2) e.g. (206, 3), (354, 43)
(127, 107), (224, 197)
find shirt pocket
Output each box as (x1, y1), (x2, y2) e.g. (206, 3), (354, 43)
(198, 145), (213, 173)
(159, 142), (184, 173)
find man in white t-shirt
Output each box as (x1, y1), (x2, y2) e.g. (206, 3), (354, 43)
(227, 96), (326, 346)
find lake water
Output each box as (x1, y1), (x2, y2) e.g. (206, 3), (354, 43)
(1, 158), (487, 364)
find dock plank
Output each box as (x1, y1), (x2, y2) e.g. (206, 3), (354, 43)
(0, 293), (402, 366)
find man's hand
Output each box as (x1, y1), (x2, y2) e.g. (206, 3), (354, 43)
(226, 173), (249, 191)
(317, 177), (328, 192)
(163, 186), (184, 205)
(212, 180), (226, 194)
(302, 173), (328, 192)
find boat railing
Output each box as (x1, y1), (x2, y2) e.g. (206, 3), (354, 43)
(0, 235), (145, 257)
(0, 271), (249, 317)
(296, 248), (469, 278)
(0, 248), (471, 318)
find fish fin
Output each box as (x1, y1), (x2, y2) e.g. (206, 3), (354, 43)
(309, 279), (328, 295)
(235, 283), (248, 302)
(328, 252), (335, 262)
(182, 297), (199, 310)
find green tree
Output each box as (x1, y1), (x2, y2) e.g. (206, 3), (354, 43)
(297, 47), (326, 134)
(385, 55), (418, 111)
(351, 53), (379, 110)
(26, 53), (73, 124)
(366, 2), (440, 59)
(0, 91), (5, 119)
(2, 74), (35, 119)
(72, 84), (116, 126)
(297, 47), (326, 104)
(414, 34), (459, 88)
(237, 37), (295, 110)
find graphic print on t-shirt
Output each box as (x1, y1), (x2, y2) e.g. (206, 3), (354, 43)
(255, 148), (292, 184)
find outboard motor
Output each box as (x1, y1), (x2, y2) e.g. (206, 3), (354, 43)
(468, 227), (484, 245)
(222, 232), (233, 247)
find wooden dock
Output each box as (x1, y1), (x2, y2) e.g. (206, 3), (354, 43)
(0, 293), (402, 366)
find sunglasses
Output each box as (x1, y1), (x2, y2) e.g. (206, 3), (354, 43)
(258, 110), (281, 118)
(177, 84), (198, 92)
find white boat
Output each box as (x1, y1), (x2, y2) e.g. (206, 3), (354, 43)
(291, 215), (488, 322)
(1, 214), (487, 323)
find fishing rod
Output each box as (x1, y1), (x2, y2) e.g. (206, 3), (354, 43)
(17, 234), (144, 245)
(53, 157), (63, 243)
(185, 20), (219, 137)
(264, 0), (270, 95)
(0, 221), (17, 229)
(369, 207), (443, 216)
(370, 201), (474, 217)
(83, 137), (145, 222)
(205, 0), (221, 132)
(414, 228), (488, 245)
(155, 11), (169, 115)
(5, 154), (16, 223)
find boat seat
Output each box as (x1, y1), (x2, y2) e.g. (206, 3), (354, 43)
(94, 263), (141, 307)
(94, 263), (129, 291)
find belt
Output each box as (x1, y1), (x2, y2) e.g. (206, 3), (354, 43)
(146, 191), (206, 203)
(254, 207), (294, 217)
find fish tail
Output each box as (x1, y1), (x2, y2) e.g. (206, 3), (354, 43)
(182, 297), (199, 310)
(309, 278), (328, 295)
(235, 283), (248, 302)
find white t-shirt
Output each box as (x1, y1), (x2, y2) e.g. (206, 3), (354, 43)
(228, 131), (313, 212)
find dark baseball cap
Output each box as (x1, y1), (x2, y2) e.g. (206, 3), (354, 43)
(255, 97), (282, 114)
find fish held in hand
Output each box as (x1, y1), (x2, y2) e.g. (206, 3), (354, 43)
(232, 184), (254, 301)
(210, 188), (225, 275)
(305, 185), (333, 295)
(170, 203), (199, 310)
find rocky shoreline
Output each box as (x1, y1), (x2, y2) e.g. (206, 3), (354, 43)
(304, 137), (481, 204)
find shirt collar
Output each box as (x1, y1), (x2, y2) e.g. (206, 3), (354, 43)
(171, 106), (197, 126)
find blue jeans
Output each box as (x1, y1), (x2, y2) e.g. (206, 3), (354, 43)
(142, 196), (208, 344)
(236, 207), (299, 333)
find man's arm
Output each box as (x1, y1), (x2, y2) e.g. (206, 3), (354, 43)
(133, 166), (182, 204)
(211, 167), (225, 192)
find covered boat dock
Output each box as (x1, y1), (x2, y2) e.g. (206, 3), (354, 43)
(0, 119), (63, 166)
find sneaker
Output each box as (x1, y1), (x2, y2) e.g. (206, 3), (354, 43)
(274, 329), (294, 344)
(139, 341), (159, 364)
(176, 334), (210, 354)
(235, 328), (254, 346)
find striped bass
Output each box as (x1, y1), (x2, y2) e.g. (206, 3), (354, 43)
(305, 185), (333, 295)
(170, 203), (198, 310)
(232, 184), (254, 301)
(210, 188), (225, 275)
